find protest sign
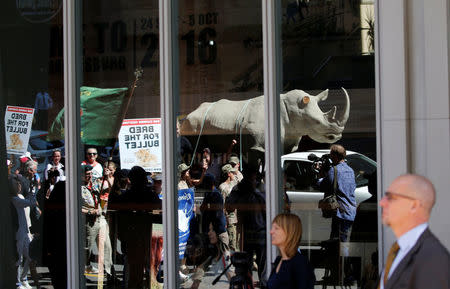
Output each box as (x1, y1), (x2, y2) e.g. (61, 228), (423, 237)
(4, 106), (34, 155)
(118, 118), (162, 172)
(178, 188), (195, 259)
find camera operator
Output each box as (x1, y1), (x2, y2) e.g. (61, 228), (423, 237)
(317, 144), (356, 244)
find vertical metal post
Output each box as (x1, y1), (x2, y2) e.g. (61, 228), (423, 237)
(64, 0), (83, 287)
(160, 0), (180, 288)
(262, 0), (283, 277)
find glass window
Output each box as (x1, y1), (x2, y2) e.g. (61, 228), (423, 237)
(280, 0), (377, 287)
(1, 1), (66, 288)
(175, 1), (267, 288)
(80, 0), (163, 288)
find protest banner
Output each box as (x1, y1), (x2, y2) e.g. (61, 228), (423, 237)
(118, 118), (162, 172)
(178, 188), (195, 259)
(4, 106), (34, 155)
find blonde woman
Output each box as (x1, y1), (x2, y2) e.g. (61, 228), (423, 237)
(268, 213), (315, 289)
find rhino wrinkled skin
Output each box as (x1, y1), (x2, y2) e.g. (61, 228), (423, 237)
(180, 88), (350, 153)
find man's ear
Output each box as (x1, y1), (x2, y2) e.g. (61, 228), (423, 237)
(410, 199), (421, 213)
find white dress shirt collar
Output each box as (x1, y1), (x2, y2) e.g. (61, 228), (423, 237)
(380, 222), (428, 289)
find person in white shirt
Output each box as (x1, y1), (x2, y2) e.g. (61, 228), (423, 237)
(378, 174), (450, 289)
(81, 147), (103, 181)
(44, 149), (65, 182)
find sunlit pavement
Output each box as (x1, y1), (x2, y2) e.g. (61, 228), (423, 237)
(32, 266), (358, 289)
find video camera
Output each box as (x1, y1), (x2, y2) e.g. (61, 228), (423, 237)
(308, 153), (333, 175)
(212, 251), (254, 289)
(230, 252), (253, 276)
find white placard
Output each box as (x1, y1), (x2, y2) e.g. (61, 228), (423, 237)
(118, 118), (162, 172)
(5, 106), (35, 155)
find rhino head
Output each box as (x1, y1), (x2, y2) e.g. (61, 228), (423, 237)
(283, 88), (350, 147)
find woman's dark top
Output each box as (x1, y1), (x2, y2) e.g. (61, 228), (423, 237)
(268, 251), (316, 289)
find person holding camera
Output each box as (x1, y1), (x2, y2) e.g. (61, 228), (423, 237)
(317, 144), (356, 285)
(268, 213), (315, 289)
(317, 144), (356, 243)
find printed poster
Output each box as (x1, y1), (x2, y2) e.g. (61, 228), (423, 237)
(4, 106), (34, 155)
(178, 188), (195, 259)
(118, 118), (162, 172)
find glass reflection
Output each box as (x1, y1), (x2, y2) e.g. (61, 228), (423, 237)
(281, 0), (377, 288)
(81, 0), (163, 288)
(2, 1), (66, 287)
(176, 1), (266, 288)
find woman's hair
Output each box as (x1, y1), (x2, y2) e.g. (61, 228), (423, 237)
(104, 160), (117, 170)
(272, 213), (302, 258)
(8, 174), (21, 196)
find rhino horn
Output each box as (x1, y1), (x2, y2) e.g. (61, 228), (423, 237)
(316, 89), (329, 102)
(324, 106), (337, 121)
(337, 87), (350, 127)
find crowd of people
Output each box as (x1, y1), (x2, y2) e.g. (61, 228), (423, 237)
(6, 140), (449, 289)
(7, 146), (163, 289)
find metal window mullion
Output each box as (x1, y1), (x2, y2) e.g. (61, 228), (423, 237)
(262, 0), (282, 278)
(160, 0), (180, 288)
(374, 0), (384, 275)
(63, 0), (83, 287)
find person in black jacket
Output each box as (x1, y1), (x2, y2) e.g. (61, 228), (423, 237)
(268, 213), (315, 289)
(113, 166), (161, 289)
(226, 166), (266, 287)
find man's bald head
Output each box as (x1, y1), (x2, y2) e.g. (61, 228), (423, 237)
(381, 174), (436, 237)
(392, 174), (436, 214)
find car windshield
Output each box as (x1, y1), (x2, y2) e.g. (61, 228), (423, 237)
(283, 160), (317, 191)
(346, 154), (376, 187)
(283, 153), (376, 190)
(29, 135), (64, 151)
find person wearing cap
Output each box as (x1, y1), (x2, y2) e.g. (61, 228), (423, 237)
(228, 155), (243, 183)
(81, 147), (103, 181)
(177, 162), (206, 190)
(219, 164), (240, 251)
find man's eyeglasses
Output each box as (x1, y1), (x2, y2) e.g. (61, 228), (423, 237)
(87, 152), (97, 156)
(383, 191), (416, 201)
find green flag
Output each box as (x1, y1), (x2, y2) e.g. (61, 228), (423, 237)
(49, 86), (129, 146)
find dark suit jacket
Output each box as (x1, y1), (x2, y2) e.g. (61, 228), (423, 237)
(383, 228), (450, 289)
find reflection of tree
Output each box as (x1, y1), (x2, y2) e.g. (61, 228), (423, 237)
(364, 13), (375, 53)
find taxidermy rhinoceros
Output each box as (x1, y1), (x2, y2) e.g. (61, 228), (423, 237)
(180, 88), (350, 153)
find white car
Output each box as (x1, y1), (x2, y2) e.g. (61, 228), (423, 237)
(281, 150), (376, 245)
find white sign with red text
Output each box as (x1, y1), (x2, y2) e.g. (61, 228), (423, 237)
(5, 106), (35, 155)
(118, 118), (162, 172)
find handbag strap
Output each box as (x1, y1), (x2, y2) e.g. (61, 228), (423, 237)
(333, 165), (337, 196)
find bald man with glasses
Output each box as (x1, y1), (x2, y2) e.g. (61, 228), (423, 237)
(378, 174), (450, 289)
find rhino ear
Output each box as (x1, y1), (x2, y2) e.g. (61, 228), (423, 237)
(316, 89), (329, 102)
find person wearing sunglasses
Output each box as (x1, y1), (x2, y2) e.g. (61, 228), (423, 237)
(378, 174), (449, 289)
(81, 147), (103, 181)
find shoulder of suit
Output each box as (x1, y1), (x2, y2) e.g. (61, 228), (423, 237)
(414, 229), (450, 260)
